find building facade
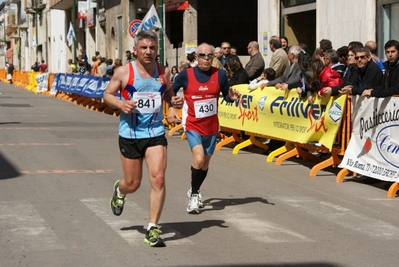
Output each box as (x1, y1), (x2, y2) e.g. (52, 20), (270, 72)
(1, 0), (398, 73)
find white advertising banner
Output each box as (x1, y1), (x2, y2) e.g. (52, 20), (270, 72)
(339, 95), (399, 182)
(35, 73), (49, 93)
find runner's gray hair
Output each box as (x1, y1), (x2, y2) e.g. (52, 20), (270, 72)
(135, 30), (158, 46)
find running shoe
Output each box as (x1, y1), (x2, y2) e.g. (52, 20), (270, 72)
(187, 194), (200, 214)
(187, 188), (204, 208)
(110, 180), (125, 216)
(144, 226), (165, 247)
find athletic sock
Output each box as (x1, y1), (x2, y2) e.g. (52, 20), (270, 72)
(191, 166), (202, 196)
(117, 187), (125, 198)
(147, 223), (157, 231)
(198, 168), (208, 188)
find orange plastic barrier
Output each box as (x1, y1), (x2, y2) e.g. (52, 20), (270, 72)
(274, 96), (352, 176)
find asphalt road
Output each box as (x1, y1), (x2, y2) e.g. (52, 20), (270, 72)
(1, 83), (399, 267)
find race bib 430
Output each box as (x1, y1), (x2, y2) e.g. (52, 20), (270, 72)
(194, 98), (217, 118)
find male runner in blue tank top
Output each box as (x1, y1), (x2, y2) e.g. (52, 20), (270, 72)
(103, 30), (174, 247)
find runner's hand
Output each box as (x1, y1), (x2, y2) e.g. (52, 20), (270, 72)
(121, 100), (136, 114)
(229, 87), (241, 101)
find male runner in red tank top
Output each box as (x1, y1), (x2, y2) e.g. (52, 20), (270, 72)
(171, 43), (241, 214)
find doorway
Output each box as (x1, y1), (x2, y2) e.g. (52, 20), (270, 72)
(281, 3), (316, 55)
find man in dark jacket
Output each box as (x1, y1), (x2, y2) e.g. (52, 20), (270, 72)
(218, 41), (233, 67)
(7, 63), (14, 84)
(345, 47), (383, 95)
(328, 47), (382, 96)
(31, 61), (40, 72)
(362, 39), (399, 98)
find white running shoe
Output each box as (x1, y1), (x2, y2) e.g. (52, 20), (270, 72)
(187, 188), (204, 208)
(187, 194), (200, 214)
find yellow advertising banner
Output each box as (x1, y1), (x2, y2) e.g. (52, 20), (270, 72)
(218, 85), (347, 150)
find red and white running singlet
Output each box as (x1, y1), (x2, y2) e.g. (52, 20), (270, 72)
(182, 67), (220, 136)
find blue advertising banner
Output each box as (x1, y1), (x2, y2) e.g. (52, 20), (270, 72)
(53, 74), (110, 98)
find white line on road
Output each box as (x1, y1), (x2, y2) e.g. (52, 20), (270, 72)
(215, 206), (314, 243)
(0, 201), (66, 252)
(281, 198), (399, 240)
(81, 198), (193, 246)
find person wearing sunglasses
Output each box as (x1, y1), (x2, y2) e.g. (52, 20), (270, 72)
(244, 41), (265, 81)
(218, 41), (233, 67)
(170, 43), (241, 214)
(335, 47), (383, 96)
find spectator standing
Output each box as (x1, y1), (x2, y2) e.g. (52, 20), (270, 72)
(365, 40), (386, 74)
(31, 61), (40, 72)
(111, 58), (123, 75)
(126, 50), (133, 63)
(218, 42), (233, 68)
(313, 47), (324, 62)
(324, 49), (346, 78)
(95, 51), (101, 60)
(307, 58), (343, 104)
(226, 56), (249, 85)
(269, 37), (290, 78)
(280, 36), (289, 53)
(170, 65), (179, 82)
(187, 51), (198, 67)
(230, 47), (237, 55)
(213, 47), (222, 59)
(210, 46), (225, 70)
(91, 56), (99, 76)
(362, 40), (399, 98)
(80, 48), (89, 69)
(319, 39), (333, 56)
(337, 46), (349, 66)
(67, 59), (77, 74)
(271, 46), (303, 91)
(340, 47), (383, 95)
(39, 60), (47, 73)
(105, 58), (114, 78)
(97, 57), (107, 77)
(245, 41), (265, 81)
(7, 62), (14, 84)
(77, 56), (88, 75)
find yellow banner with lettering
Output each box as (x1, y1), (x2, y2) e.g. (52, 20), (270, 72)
(218, 85), (347, 150)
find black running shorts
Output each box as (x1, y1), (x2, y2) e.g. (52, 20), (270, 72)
(118, 135), (168, 159)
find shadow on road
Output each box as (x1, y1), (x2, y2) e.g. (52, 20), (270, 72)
(201, 196), (274, 212)
(344, 175), (393, 193)
(0, 122), (21, 125)
(165, 263), (344, 267)
(120, 219), (228, 242)
(0, 151), (20, 180)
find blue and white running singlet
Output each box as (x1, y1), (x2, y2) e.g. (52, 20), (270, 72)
(118, 61), (167, 139)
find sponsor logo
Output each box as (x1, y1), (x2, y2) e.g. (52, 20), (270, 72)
(376, 124), (399, 168)
(328, 102), (343, 122)
(257, 96), (267, 111)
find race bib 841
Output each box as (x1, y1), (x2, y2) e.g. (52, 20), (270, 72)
(132, 92), (162, 113)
